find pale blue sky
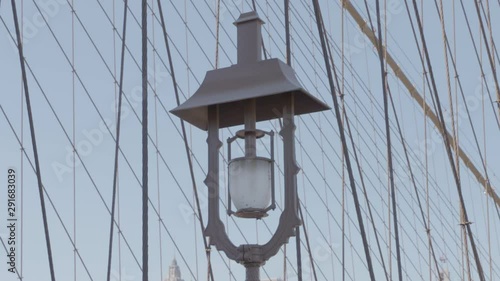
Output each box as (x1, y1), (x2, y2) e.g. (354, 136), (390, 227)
(1, 0), (499, 281)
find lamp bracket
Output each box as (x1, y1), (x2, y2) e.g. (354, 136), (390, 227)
(205, 95), (300, 265)
(238, 244), (264, 264)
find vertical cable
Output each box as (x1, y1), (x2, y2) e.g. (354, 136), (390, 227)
(285, 0), (291, 65)
(251, 0), (268, 60)
(298, 119), (309, 281)
(485, 3), (493, 278)
(284, 1), (302, 279)
(481, 25), (492, 281)
(452, 3), (464, 280)
(215, 0), (221, 69)
(479, 12), (486, 281)
(214, 3), (226, 277)
(456, 22), (466, 281)
(10, 0), (56, 280)
(141, 0), (149, 279)
(150, 1), (165, 280)
(71, 0), (77, 280)
(419, 0), (432, 280)
(298, 205), (318, 281)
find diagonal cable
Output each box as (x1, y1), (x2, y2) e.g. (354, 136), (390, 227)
(10, 1), (56, 280)
(311, 0), (376, 279)
(408, 1), (486, 280)
(106, 0), (128, 280)
(374, 0), (403, 279)
(155, 0), (214, 280)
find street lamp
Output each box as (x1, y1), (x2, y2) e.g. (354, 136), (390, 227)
(171, 11), (329, 281)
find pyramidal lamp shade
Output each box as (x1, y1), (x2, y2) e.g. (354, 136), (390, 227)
(170, 11), (330, 130)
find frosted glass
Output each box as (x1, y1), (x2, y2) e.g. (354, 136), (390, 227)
(229, 157), (272, 211)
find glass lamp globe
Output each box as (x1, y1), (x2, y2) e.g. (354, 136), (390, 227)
(228, 157), (272, 218)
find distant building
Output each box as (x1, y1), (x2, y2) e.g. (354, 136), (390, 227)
(165, 258), (184, 281)
(439, 256), (450, 281)
(439, 269), (450, 281)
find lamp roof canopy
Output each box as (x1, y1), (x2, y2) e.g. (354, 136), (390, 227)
(170, 12), (330, 131)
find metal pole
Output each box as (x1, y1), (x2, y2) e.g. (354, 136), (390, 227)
(295, 227), (303, 281)
(244, 99), (257, 158)
(245, 263), (260, 281)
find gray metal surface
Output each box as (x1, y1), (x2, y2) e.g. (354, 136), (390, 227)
(245, 263), (261, 281)
(234, 11), (264, 64)
(172, 11), (329, 279)
(170, 59), (329, 130)
(170, 11), (329, 130)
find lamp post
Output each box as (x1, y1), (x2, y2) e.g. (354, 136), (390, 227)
(171, 11), (329, 281)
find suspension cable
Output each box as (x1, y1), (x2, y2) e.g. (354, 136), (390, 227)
(374, 1), (403, 279)
(71, 0), (77, 280)
(251, 0), (269, 59)
(150, 1), (165, 280)
(1, 236), (22, 279)
(298, 205), (318, 281)
(215, 0), (220, 68)
(1, 105), (95, 280)
(408, 1), (486, 280)
(10, 1), (56, 280)
(106, 0), (128, 280)
(19, 0), (25, 278)
(344, 110), (391, 281)
(156, 1), (215, 280)
(340, 4), (346, 281)
(342, 0), (500, 208)
(428, 0), (498, 232)
(472, 0), (500, 123)
(284, 1), (498, 272)
(140, 0), (149, 279)
(387, 83), (441, 278)
(62, 1), (232, 277)
(283, 1), (303, 280)
(455, 0), (500, 130)
(311, 1), (376, 280)
(0, 10), (200, 279)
